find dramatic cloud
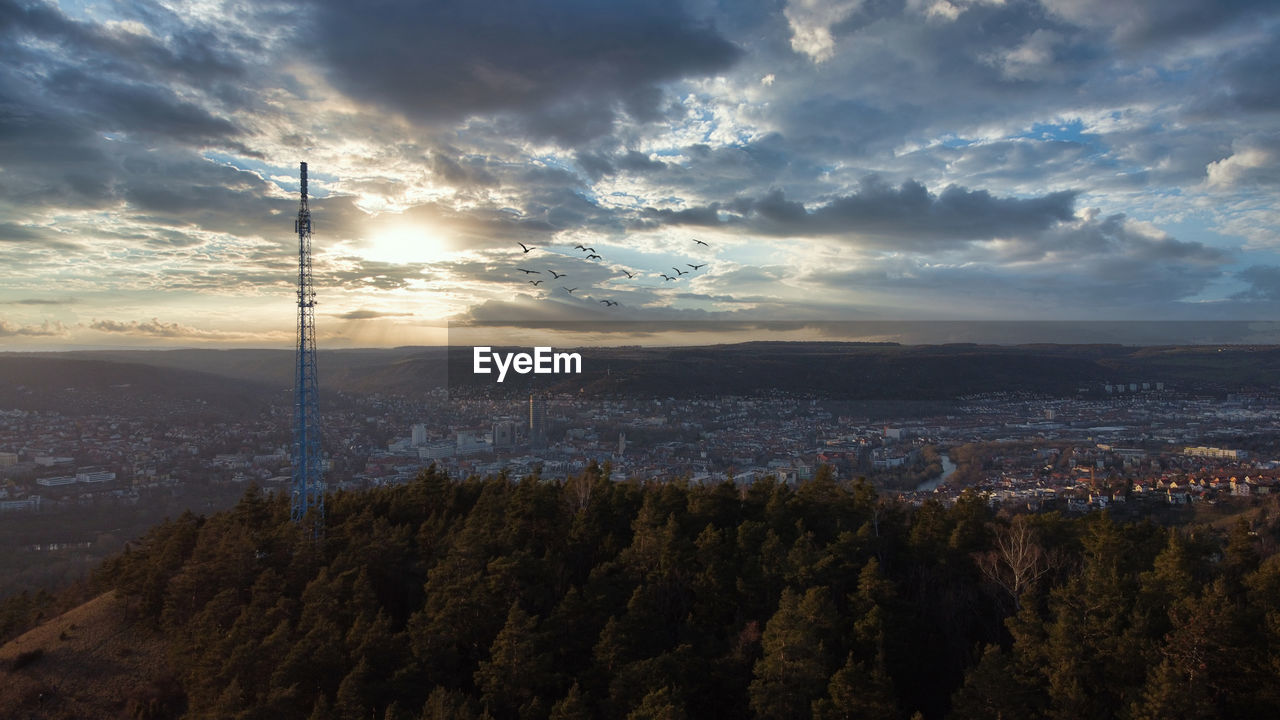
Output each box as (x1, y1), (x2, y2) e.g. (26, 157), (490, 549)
(1, 0), (1277, 345)
(1234, 266), (1280, 302)
(1039, 0), (1273, 48)
(1206, 138), (1280, 188)
(645, 178), (1078, 248)
(784, 0), (862, 63)
(308, 0), (741, 143)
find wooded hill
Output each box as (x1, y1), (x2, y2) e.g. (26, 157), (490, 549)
(8, 341), (1278, 405)
(11, 465), (1270, 719)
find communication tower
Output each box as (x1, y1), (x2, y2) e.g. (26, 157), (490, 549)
(292, 161), (324, 530)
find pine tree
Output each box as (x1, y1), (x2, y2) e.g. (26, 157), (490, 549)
(420, 686), (481, 720)
(948, 644), (1042, 720)
(474, 602), (555, 720)
(749, 586), (839, 719)
(548, 682), (591, 720)
(627, 686), (686, 720)
(333, 656), (373, 720)
(812, 652), (898, 720)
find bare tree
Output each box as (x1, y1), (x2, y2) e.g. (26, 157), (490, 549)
(564, 472), (593, 515)
(974, 514), (1050, 609)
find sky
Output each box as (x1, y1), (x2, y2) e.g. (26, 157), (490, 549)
(1, 0), (1279, 349)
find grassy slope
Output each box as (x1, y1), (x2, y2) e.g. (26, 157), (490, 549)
(0, 590), (169, 720)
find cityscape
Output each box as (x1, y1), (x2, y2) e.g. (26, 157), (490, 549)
(4, 357), (1278, 527)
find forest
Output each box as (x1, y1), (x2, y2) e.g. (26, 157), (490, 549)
(74, 464), (1280, 719)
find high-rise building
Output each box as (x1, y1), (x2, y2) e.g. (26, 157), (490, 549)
(411, 423), (428, 446)
(493, 421), (515, 449)
(529, 395), (547, 448)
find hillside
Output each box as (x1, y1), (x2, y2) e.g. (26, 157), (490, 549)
(51, 471), (1280, 720)
(25, 341), (1280, 401)
(0, 590), (174, 720)
(436, 341), (1280, 397)
(0, 356), (278, 416)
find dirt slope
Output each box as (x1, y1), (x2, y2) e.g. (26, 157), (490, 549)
(0, 590), (176, 719)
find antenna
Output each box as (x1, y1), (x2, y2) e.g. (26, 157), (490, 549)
(292, 161), (324, 533)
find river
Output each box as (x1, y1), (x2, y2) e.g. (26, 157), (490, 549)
(915, 453), (956, 492)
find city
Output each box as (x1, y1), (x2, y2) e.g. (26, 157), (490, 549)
(5, 372), (1277, 523)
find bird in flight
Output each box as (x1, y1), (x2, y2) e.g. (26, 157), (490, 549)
(517, 268), (540, 274)
(621, 270), (636, 279)
(529, 280), (543, 286)
(688, 263), (706, 270)
(660, 274), (674, 281)
(563, 287), (578, 294)
(672, 266), (687, 275)
(692, 238), (709, 246)
(548, 270), (565, 279)
(586, 254), (602, 260)
(518, 242), (535, 253)
(574, 244), (587, 251)
(600, 299), (618, 306)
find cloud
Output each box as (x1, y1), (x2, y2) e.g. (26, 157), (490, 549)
(1234, 265), (1280, 301)
(0, 222), (82, 251)
(336, 309), (415, 321)
(1039, 0), (1273, 48)
(2, 297), (75, 305)
(1212, 38), (1280, 113)
(646, 177), (1078, 249)
(308, 0), (741, 144)
(984, 29), (1066, 81)
(0, 318), (67, 337)
(0, 0), (1275, 341)
(0, 0), (252, 149)
(783, 0), (863, 63)
(795, 211), (1230, 315)
(46, 68), (241, 144)
(988, 212), (1229, 266)
(88, 317), (273, 341)
(1206, 137), (1280, 188)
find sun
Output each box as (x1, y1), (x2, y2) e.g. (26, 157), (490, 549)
(362, 223), (447, 264)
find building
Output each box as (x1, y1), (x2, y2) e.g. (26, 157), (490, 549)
(0, 452), (17, 467)
(76, 470), (116, 484)
(1183, 446), (1246, 460)
(492, 421), (515, 449)
(529, 395), (547, 448)
(411, 423), (428, 446)
(0, 495), (41, 513)
(456, 429), (489, 455)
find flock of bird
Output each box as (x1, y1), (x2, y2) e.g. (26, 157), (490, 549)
(510, 237), (712, 309)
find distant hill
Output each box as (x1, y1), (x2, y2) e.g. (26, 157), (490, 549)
(0, 356), (279, 415)
(437, 342), (1280, 398)
(5, 341), (1280, 404)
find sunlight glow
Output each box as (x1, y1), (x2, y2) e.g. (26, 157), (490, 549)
(362, 223), (447, 265)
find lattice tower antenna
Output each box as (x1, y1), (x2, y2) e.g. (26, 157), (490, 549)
(291, 161), (324, 531)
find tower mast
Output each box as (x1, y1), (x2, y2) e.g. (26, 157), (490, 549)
(292, 161), (324, 531)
